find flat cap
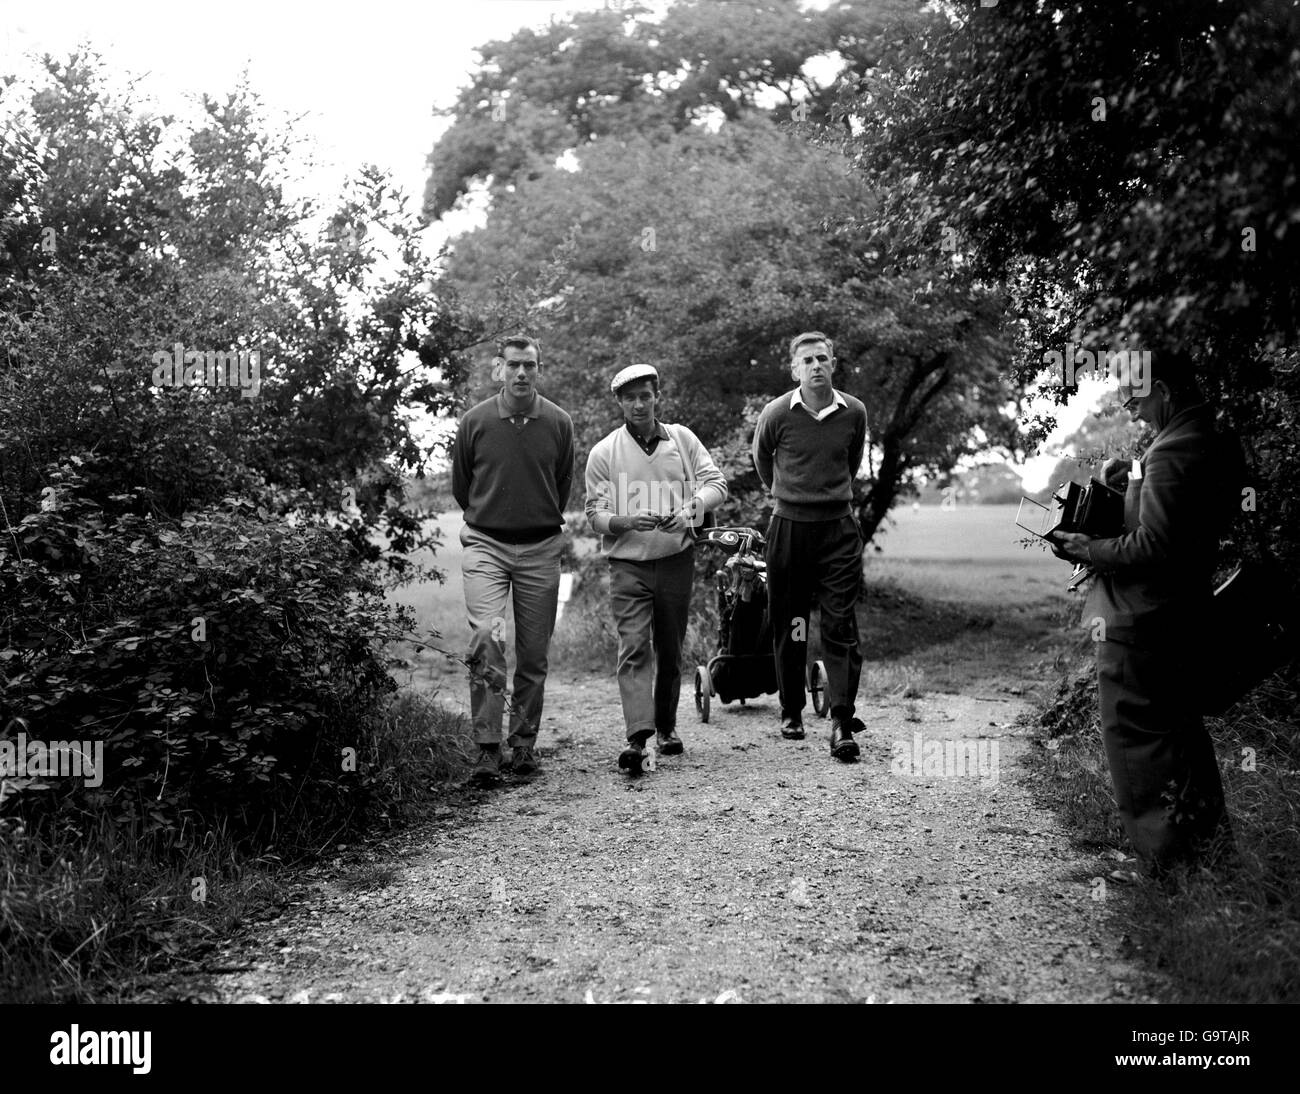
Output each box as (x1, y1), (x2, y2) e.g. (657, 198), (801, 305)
(610, 363), (658, 395)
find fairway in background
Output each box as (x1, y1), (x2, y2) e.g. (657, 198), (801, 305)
(387, 505), (1077, 706)
(867, 504), (1063, 607)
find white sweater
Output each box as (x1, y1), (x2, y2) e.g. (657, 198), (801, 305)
(584, 422), (728, 560)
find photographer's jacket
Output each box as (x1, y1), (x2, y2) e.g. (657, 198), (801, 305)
(1084, 404), (1242, 644)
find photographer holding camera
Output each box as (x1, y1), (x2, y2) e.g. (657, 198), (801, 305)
(1052, 351), (1243, 875)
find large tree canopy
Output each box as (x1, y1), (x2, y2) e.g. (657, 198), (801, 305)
(423, 0), (918, 220)
(0, 53), (508, 839)
(835, 0), (1300, 567)
(1, 54), (492, 573)
(447, 117), (1019, 539)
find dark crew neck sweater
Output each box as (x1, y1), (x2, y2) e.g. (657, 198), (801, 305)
(751, 389), (868, 521)
(451, 393), (575, 540)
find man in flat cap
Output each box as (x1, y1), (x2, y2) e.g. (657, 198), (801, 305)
(452, 334), (575, 786)
(585, 364), (728, 774)
(752, 331), (869, 762)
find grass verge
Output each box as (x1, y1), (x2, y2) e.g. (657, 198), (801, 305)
(1030, 655), (1300, 1002)
(0, 687), (472, 1003)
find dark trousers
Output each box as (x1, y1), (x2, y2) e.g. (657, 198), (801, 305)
(608, 548), (695, 741)
(1096, 639), (1229, 869)
(765, 514), (863, 721)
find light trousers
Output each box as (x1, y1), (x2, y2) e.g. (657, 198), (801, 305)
(460, 525), (564, 747)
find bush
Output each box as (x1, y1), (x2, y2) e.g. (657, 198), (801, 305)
(0, 461), (413, 843)
(0, 48), (486, 1004)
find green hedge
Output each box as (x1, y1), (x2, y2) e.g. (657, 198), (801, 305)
(1, 460), (413, 842)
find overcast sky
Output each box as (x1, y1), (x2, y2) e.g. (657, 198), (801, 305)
(1, 1), (637, 238)
(0, 0), (1100, 486)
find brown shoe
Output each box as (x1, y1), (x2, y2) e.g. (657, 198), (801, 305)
(619, 731), (652, 775)
(511, 745), (541, 777)
(656, 729), (684, 755)
(469, 745), (502, 786)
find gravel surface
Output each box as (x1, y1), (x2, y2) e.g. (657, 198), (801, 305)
(204, 673), (1166, 1004)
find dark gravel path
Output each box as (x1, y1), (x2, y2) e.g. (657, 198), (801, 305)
(209, 672), (1163, 1004)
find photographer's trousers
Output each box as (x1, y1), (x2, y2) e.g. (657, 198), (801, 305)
(1096, 638), (1228, 869)
(766, 514), (864, 721)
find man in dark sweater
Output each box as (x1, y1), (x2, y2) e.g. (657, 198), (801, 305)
(451, 334), (575, 786)
(752, 331), (869, 762)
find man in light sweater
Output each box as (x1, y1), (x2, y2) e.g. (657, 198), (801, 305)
(451, 334), (574, 786)
(585, 364), (728, 775)
(752, 332), (869, 762)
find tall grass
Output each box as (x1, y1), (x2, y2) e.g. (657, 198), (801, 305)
(0, 815), (284, 1002)
(0, 688), (473, 1003)
(1033, 661), (1300, 1001)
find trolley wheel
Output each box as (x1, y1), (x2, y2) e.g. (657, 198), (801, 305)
(695, 665), (712, 723)
(808, 659), (830, 718)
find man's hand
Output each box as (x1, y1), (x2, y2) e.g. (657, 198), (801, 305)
(1050, 531), (1095, 564)
(657, 502), (696, 534)
(614, 512), (662, 534)
(1100, 457), (1131, 488)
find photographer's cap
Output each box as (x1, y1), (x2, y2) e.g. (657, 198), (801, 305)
(611, 363), (658, 395)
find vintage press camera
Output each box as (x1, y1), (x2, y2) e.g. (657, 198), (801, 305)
(1017, 477), (1126, 589)
(1052, 478), (1126, 538)
(1017, 477), (1126, 542)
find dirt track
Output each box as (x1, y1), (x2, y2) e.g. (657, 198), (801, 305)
(206, 671), (1164, 1004)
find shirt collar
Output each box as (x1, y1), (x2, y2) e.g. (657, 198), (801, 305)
(790, 387), (846, 416)
(497, 392), (541, 419)
(625, 420), (670, 442)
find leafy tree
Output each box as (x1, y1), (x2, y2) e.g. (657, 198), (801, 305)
(837, 0), (1300, 568)
(0, 54), (500, 835)
(446, 117), (1020, 539)
(1, 53), (490, 573)
(920, 462), (1028, 506)
(423, 0), (917, 219)
(1030, 398), (1147, 502)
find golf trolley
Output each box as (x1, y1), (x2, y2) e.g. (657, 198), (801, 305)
(692, 526), (829, 723)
